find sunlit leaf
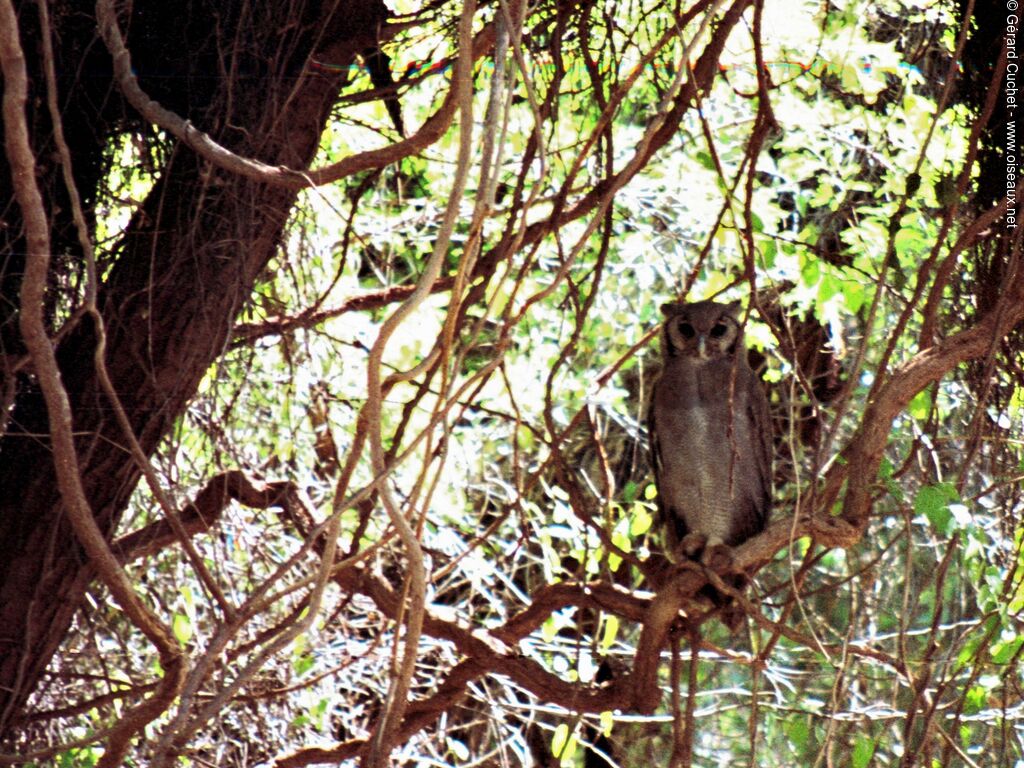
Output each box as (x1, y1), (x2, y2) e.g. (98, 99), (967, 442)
(630, 504), (653, 536)
(601, 615), (620, 650)
(172, 613), (193, 645)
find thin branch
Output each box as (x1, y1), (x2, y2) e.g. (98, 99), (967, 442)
(112, 471), (291, 563)
(840, 271), (1024, 527)
(361, 3), (477, 764)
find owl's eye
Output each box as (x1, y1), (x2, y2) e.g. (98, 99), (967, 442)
(677, 322), (695, 338)
(710, 322), (729, 338)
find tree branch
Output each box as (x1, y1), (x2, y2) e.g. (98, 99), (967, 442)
(112, 471), (293, 563)
(840, 265), (1024, 527)
(95, 0), (497, 189)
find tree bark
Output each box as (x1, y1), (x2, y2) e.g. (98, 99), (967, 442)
(0, 0), (390, 739)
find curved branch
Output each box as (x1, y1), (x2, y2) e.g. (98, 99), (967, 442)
(359, 3), (478, 763)
(112, 471), (292, 563)
(840, 266), (1024, 527)
(230, 0), (753, 352)
(95, 0), (497, 188)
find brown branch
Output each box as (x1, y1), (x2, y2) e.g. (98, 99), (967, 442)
(232, 282), (432, 346)
(112, 471), (292, 563)
(148, 489), (340, 768)
(91, 308), (236, 616)
(77, 0), (1015, 754)
(357, 6), (481, 763)
(232, 0), (751, 351)
(840, 273), (1024, 527)
(920, 202), (1009, 345)
(272, 495), (881, 768)
(276, 506), (898, 766)
(95, 0), (497, 189)
(31, 680), (158, 724)
(314, 283), (1024, 728)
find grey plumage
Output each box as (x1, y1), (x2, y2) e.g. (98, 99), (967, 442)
(649, 300), (772, 563)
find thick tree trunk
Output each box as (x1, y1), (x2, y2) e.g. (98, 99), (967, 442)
(0, 0), (389, 739)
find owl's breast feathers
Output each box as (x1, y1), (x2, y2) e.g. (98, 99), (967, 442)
(651, 356), (770, 548)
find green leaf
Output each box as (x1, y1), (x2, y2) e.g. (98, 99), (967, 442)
(599, 710), (614, 737)
(601, 615), (620, 650)
(611, 531), (631, 554)
(293, 653), (315, 677)
(965, 683), (988, 713)
(841, 280), (867, 313)
(879, 457), (904, 502)
(172, 613), (193, 645)
(786, 717), (810, 750)
(695, 151), (715, 171)
(608, 528), (630, 572)
(818, 273), (841, 303)
(630, 504), (653, 536)
(991, 633), (1024, 664)
(894, 223), (928, 258)
(622, 481), (639, 503)
(1010, 580), (1024, 614)
(181, 584), (195, 613)
(958, 728), (971, 753)
(801, 256), (821, 287)
(908, 389), (932, 420)
(551, 723), (575, 759)
(542, 616), (558, 643)
(607, 550), (622, 573)
(852, 734), (875, 768)
(914, 483), (959, 536)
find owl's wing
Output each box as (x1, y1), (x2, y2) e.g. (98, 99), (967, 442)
(647, 399), (665, 518)
(648, 388), (689, 552)
(747, 373), (773, 532)
(651, 391), (684, 552)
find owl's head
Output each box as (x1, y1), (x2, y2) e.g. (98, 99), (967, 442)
(661, 299), (743, 360)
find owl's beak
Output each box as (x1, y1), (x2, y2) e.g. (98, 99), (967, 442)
(697, 336), (706, 358)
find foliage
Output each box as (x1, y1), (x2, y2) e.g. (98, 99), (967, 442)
(2, 0), (1020, 766)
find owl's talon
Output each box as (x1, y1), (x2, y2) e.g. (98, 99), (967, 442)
(679, 532), (707, 560)
(702, 543), (734, 574)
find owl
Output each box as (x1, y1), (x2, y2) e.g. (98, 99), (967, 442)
(649, 299), (772, 573)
